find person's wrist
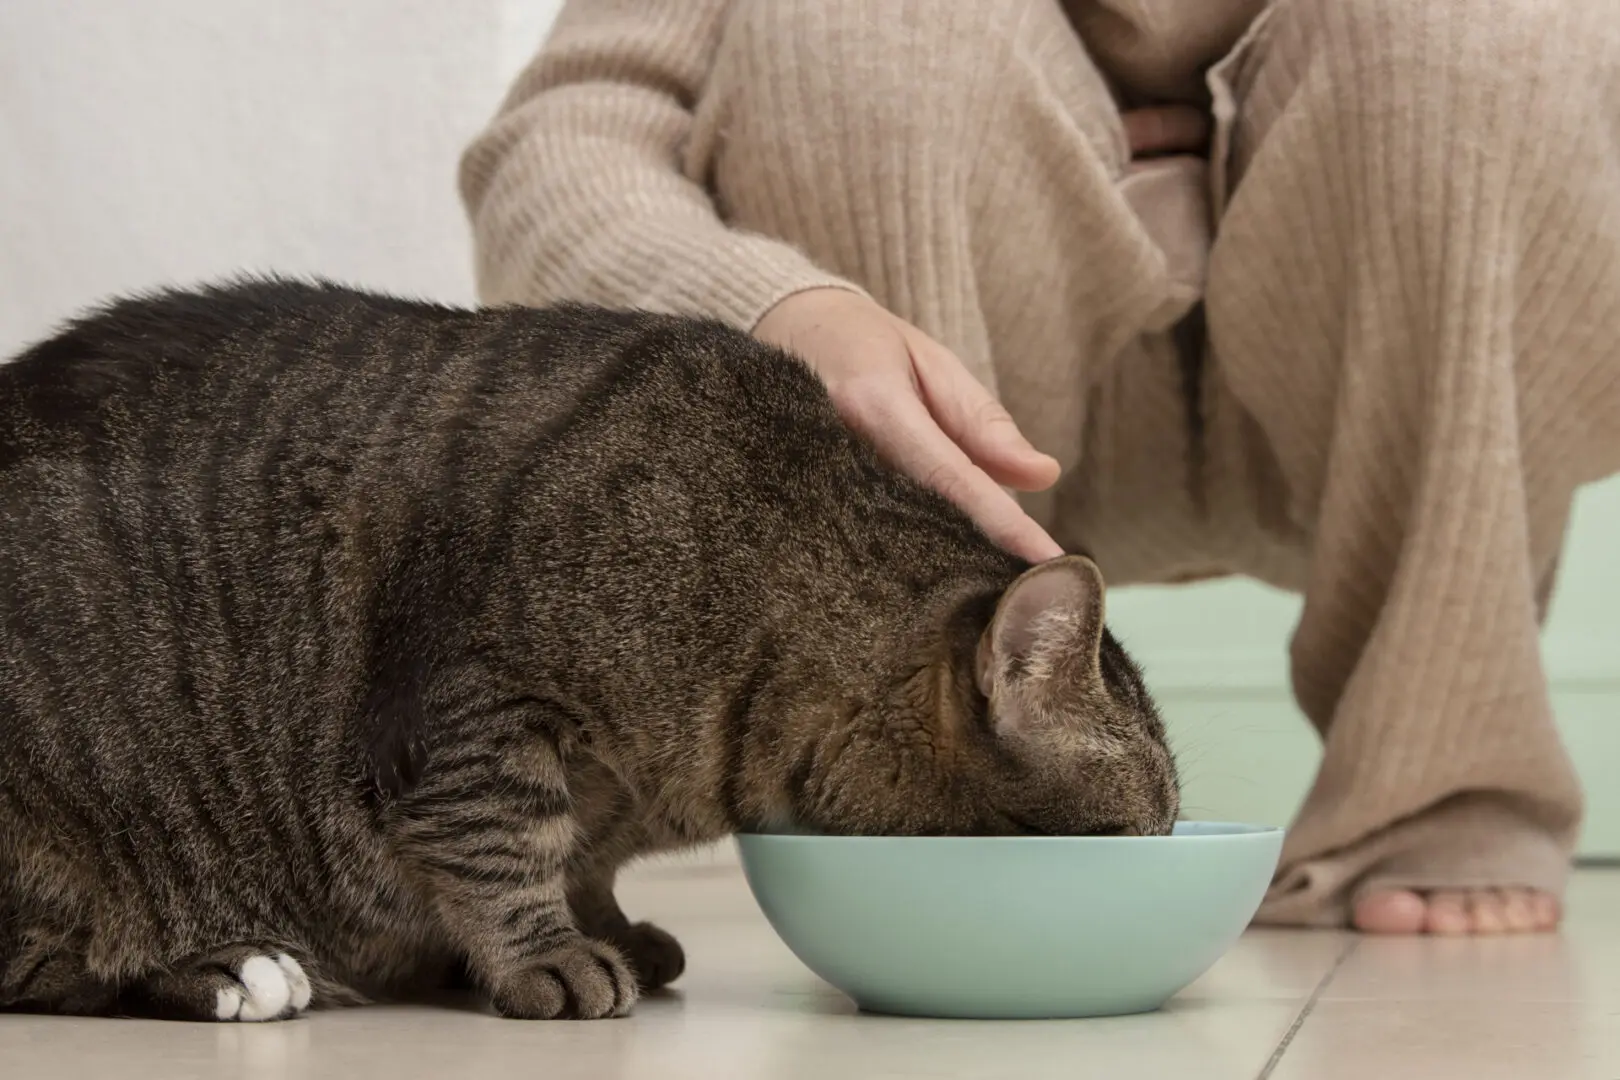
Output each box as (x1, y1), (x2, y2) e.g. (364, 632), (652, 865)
(752, 285), (869, 337)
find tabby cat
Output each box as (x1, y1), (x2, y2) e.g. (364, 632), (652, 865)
(0, 280), (1178, 1022)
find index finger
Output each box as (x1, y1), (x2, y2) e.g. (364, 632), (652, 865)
(866, 394), (1064, 563)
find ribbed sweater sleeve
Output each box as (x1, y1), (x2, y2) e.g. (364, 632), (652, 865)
(459, 0), (861, 330)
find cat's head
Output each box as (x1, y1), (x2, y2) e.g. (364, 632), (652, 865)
(783, 555), (1179, 838)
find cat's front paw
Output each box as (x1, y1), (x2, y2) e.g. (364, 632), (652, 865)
(612, 921), (685, 992)
(490, 940), (638, 1020)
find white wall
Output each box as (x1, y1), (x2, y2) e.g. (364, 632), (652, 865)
(0, 0), (563, 353)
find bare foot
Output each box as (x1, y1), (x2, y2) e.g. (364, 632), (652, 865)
(1352, 888), (1562, 935)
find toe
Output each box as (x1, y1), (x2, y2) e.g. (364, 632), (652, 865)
(1466, 890), (1510, 934)
(1422, 890), (1474, 935)
(214, 985), (244, 1021)
(235, 955), (293, 1021)
(493, 942), (638, 1020)
(1352, 889), (1428, 934)
(1498, 889), (1538, 933)
(273, 953), (313, 1012)
(1530, 891), (1564, 931)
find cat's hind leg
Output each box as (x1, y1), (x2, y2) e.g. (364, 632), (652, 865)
(0, 931), (119, 1016)
(2, 932), (311, 1022)
(118, 944), (313, 1022)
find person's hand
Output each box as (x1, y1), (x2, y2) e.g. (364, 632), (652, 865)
(753, 288), (1063, 563)
(749, 107), (1208, 563)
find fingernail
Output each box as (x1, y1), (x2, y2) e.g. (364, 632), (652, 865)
(1029, 452), (1061, 477)
(1029, 536), (1065, 562)
(1006, 435), (1052, 464)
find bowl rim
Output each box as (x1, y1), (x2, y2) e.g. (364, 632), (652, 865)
(736, 821), (1284, 844)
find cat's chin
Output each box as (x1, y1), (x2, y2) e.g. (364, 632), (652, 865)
(749, 808), (812, 836)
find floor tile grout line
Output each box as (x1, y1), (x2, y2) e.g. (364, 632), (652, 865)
(1254, 938), (1360, 1080)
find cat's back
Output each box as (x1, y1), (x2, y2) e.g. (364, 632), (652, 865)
(0, 281), (836, 739)
(0, 279), (798, 465)
(1, 280), (468, 456)
(0, 283), (500, 754)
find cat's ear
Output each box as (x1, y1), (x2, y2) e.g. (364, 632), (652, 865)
(976, 555), (1107, 734)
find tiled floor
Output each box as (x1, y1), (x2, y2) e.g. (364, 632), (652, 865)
(4, 856), (1617, 1079)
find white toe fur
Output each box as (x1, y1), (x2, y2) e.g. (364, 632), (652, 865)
(273, 953), (313, 1012)
(214, 985), (244, 1020)
(233, 955), (294, 1022)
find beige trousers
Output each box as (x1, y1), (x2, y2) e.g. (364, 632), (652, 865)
(687, 0), (1620, 923)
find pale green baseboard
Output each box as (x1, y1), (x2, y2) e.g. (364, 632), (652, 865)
(1156, 687), (1620, 858)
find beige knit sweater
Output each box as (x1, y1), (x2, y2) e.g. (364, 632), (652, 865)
(460, 2), (1274, 330)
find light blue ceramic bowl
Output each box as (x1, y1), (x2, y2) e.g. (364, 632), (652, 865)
(736, 821), (1283, 1019)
